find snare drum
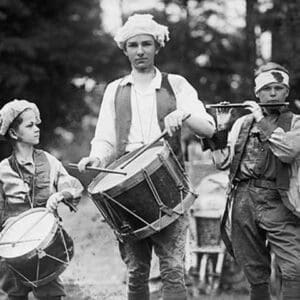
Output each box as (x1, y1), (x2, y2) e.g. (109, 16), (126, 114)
(0, 208), (74, 287)
(88, 143), (197, 241)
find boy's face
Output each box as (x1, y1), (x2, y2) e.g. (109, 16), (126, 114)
(14, 109), (40, 145)
(257, 82), (289, 104)
(123, 34), (158, 72)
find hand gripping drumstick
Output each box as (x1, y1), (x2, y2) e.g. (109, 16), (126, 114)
(120, 114), (191, 169)
(68, 163), (127, 176)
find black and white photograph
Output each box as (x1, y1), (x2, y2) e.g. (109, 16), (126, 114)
(0, 0), (299, 299)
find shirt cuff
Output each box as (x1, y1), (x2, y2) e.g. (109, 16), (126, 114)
(257, 118), (277, 142)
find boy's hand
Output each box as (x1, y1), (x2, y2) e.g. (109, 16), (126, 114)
(216, 101), (233, 130)
(244, 100), (264, 122)
(46, 192), (64, 212)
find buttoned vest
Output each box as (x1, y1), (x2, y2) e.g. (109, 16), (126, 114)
(114, 73), (183, 164)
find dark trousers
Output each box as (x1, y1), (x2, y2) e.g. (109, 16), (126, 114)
(231, 181), (300, 300)
(119, 214), (188, 300)
(0, 260), (65, 300)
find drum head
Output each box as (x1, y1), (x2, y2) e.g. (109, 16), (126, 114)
(0, 208), (57, 259)
(91, 145), (164, 193)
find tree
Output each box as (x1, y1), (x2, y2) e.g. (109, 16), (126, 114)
(259, 0), (300, 99)
(0, 0), (119, 146)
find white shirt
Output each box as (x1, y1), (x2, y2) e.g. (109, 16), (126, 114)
(90, 68), (214, 164)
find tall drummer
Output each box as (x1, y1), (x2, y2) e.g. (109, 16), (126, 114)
(0, 99), (83, 300)
(78, 13), (215, 300)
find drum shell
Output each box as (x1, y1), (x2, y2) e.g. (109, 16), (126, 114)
(0, 208), (74, 287)
(89, 145), (194, 238)
(7, 227), (74, 286)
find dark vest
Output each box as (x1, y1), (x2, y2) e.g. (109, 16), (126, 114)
(230, 111), (293, 190)
(114, 72), (183, 162)
(1, 150), (51, 225)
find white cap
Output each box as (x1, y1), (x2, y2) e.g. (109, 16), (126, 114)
(255, 70), (289, 94)
(0, 99), (41, 136)
(114, 14), (169, 49)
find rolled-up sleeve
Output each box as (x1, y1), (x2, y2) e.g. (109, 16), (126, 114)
(89, 80), (121, 165)
(46, 153), (84, 208)
(257, 114), (300, 163)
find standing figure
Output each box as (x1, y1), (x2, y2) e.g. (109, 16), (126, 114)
(78, 14), (215, 300)
(0, 99), (83, 300)
(207, 62), (300, 300)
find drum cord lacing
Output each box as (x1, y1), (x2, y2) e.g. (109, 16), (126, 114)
(142, 168), (173, 217)
(90, 196), (120, 233)
(7, 264), (38, 288)
(101, 192), (159, 232)
(164, 141), (195, 191)
(6, 219), (72, 288)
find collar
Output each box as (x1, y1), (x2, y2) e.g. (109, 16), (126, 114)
(120, 67), (162, 90)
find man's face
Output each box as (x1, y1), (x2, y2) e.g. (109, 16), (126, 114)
(257, 83), (289, 104)
(123, 34), (158, 72)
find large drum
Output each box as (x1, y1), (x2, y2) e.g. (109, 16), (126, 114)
(88, 143), (197, 241)
(0, 208), (74, 287)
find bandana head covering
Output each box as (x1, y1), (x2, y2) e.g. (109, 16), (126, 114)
(254, 62), (289, 94)
(0, 99), (41, 136)
(114, 14), (170, 49)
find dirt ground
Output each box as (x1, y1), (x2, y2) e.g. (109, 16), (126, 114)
(34, 194), (251, 300)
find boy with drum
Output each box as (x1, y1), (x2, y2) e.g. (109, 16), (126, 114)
(0, 99), (83, 300)
(206, 62), (300, 299)
(78, 14), (215, 300)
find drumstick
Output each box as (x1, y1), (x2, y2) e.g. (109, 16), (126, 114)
(0, 238), (41, 247)
(120, 114), (191, 169)
(12, 210), (50, 247)
(68, 163), (127, 176)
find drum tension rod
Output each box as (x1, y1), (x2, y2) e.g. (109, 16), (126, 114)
(142, 169), (173, 217)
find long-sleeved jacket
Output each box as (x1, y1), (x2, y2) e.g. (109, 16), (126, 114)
(212, 111), (300, 216)
(0, 149), (83, 225)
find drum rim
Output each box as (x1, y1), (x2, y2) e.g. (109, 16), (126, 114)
(88, 145), (169, 198)
(0, 208), (58, 260)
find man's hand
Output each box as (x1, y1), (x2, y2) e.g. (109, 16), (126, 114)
(77, 156), (102, 172)
(46, 192), (64, 212)
(164, 110), (190, 137)
(216, 101), (232, 130)
(244, 100), (264, 122)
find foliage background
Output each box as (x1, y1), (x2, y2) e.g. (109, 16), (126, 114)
(0, 0), (299, 161)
